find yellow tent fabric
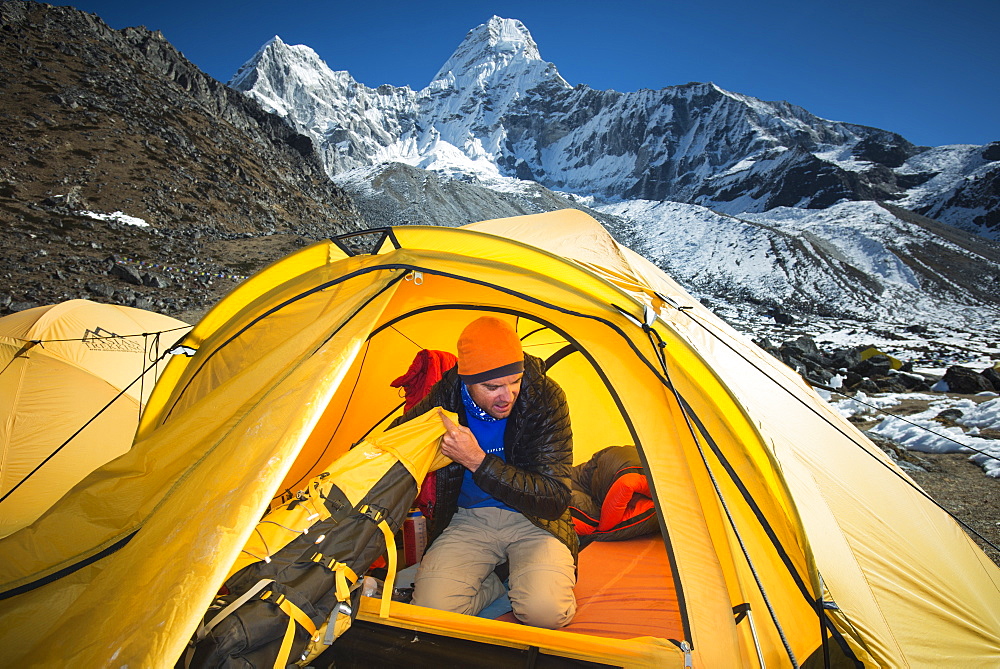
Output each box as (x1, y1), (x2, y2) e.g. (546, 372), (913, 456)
(0, 299), (189, 538)
(859, 346), (903, 370)
(0, 212), (998, 668)
(224, 407), (455, 583)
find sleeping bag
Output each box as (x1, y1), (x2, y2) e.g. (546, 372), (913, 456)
(569, 445), (658, 543)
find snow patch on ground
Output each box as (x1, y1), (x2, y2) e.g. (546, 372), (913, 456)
(81, 210), (149, 227)
(827, 393), (1000, 478)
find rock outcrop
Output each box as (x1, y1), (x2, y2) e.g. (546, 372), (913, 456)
(761, 334), (999, 396)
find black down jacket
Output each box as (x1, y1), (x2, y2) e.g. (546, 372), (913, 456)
(390, 353), (579, 561)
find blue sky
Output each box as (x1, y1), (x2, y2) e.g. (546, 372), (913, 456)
(66, 0), (998, 147)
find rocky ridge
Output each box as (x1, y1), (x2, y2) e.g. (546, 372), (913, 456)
(0, 0), (363, 321)
(333, 162), (612, 229)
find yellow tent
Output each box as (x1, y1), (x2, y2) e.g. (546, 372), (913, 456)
(1, 212), (998, 668)
(858, 346), (903, 370)
(0, 299), (189, 538)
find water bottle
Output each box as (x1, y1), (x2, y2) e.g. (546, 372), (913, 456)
(402, 507), (427, 566)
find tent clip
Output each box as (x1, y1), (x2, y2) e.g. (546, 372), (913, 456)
(643, 304), (657, 327)
(14, 340), (42, 358)
(654, 291), (693, 312)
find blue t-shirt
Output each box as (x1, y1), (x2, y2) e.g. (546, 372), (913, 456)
(456, 384), (516, 511)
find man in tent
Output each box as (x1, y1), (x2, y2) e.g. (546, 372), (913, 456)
(392, 316), (578, 628)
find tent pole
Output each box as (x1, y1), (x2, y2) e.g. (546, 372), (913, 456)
(647, 324), (799, 667)
(735, 603), (767, 668)
(746, 607), (767, 668)
(818, 574), (831, 669)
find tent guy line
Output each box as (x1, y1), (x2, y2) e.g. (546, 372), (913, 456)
(820, 384), (1000, 466)
(679, 306), (1000, 554)
(0, 344), (177, 506)
(665, 353), (802, 667)
(648, 317), (830, 652)
(5, 324), (192, 345)
(0, 300), (191, 539)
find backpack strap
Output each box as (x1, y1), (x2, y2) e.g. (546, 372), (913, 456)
(259, 588), (318, 669)
(195, 578), (274, 643)
(310, 552), (358, 603)
(360, 504), (398, 619)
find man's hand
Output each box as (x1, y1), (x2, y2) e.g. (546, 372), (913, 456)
(439, 409), (486, 472)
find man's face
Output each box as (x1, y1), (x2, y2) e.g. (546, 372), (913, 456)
(467, 372), (522, 419)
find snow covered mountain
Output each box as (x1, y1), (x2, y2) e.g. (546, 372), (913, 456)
(230, 16), (998, 240)
(229, 37), (418, 176)
(597, 199), (1000, 322)
(228, 16), (1000, 332)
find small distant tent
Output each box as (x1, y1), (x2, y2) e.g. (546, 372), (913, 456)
(858, 346), (903, 370)
(0, 212), (998, 668)
(0, 299), (189, 537)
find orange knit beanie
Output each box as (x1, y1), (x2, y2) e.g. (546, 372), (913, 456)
(456, 316), (524, 384)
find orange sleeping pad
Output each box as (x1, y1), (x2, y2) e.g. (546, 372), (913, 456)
(497, 534), (683, 641)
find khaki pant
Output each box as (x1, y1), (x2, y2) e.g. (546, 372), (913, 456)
(412, 506), (577, 629)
